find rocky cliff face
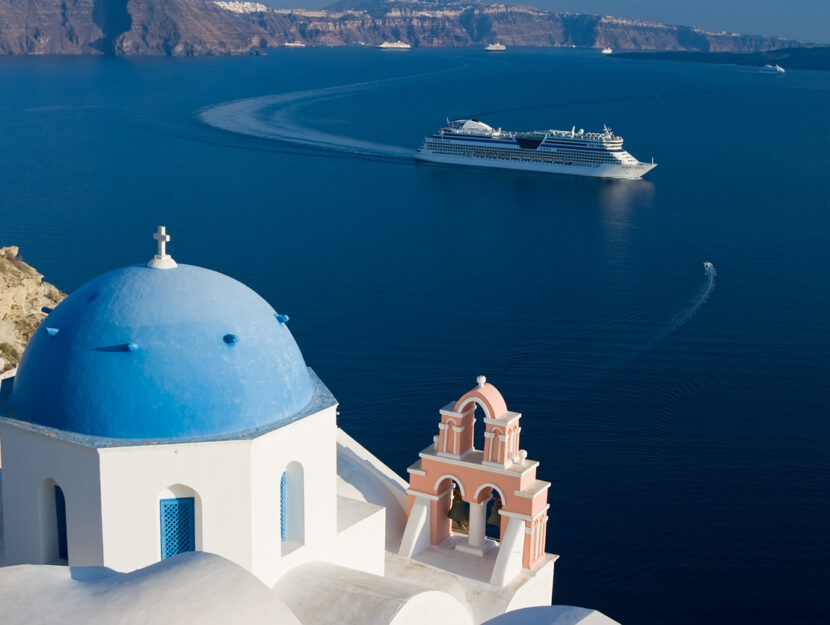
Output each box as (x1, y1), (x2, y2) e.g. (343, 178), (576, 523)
(0, 0), (813, 56)
(0, 0), (102, 54)
(0, 247), (65, 374)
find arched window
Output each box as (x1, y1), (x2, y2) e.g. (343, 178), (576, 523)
(281, 462), (304, 554)
(55, 485), (68, 561)
(280, 472), (287, 542)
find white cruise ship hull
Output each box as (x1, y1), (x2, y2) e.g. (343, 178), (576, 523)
(415, 150), (656, 180)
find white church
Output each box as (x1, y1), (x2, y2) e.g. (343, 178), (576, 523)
(0, 228), (619, 625)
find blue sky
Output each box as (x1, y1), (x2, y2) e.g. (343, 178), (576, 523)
(266, 0), (830, 43)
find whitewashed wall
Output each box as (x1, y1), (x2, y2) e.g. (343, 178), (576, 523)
(250, 405), (339, 585)
(1, 403), (391, 588)
(0, 425), (104, 566)
(98, 436), (253, 572)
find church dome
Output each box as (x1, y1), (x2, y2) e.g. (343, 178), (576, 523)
(10, 262), (314, 440)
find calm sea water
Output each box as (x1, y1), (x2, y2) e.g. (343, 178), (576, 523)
(1, 49), (829, 624)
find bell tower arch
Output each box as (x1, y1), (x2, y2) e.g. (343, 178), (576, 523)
(399, 376), (551, 587)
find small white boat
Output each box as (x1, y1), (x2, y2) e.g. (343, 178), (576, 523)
(760, 64), (785, 74)
(485, 42), (506, 51)
(284, 41), (305, 48)
(601, 47), (613, 54)
(378, 41), (411, 49)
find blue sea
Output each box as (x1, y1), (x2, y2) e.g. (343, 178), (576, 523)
(1, 49), (829, 624)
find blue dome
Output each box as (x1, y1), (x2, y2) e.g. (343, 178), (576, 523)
(10, 264), (314, 440)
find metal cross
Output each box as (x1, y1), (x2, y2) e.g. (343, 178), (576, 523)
(153, 226), (170, 257)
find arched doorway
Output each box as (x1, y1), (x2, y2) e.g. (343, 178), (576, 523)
(159, 484), (200, 560)
(40, 479), (68, 564)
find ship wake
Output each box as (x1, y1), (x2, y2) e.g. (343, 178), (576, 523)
(198, 70), (457, 159)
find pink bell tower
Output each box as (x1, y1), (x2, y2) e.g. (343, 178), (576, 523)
(399, 376), (553, 587)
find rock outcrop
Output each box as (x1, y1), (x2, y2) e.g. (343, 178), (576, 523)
(0, 0), (814, 56)
(0, 247), (65, 374)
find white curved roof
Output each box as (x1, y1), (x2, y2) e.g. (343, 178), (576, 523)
(0, 552), (300, 625)
(484, 606), (621, 625)
(460, 119), (495, 135)
(275, 561), (473, 625)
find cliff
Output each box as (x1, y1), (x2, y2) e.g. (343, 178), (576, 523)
(0, 247), (65, 374)
(0, 0), (814, 56)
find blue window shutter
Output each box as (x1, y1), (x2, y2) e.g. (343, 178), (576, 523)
(160, 497), (196, 559)
(54, 485), (68, 561)
(280, 472), (287, 542)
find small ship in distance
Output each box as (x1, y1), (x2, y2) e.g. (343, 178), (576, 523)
(416, 119), (657, 179)
(378, 41), (411, 49)
(760, 64), (785, 74)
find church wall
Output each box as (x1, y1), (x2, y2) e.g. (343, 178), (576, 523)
(249, 405), (339, 587)
(0, 425), (103, 566)
(328, 497), (385, 575)
(503, 557), (556, 612)
(98, 438), (254, 573)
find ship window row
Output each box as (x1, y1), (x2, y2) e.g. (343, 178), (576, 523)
(426, 144), (609, 167)
(429, 142), (618, 164)
(432, 145), (611, 164)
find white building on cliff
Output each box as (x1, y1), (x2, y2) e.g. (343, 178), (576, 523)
(0, 228), (614, 625)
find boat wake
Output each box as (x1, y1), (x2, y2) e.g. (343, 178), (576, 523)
(498, 262), (718, 400)
(601, 260), (718, 369)
(656, 261), (717, 343)
(198, 67), (464, 159)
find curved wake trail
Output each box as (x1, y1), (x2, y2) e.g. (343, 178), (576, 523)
(499, 262), (718, 401)
(200, 86), (411, 159)
(648, 261), (717, 349)
(198, 64), (466, 159)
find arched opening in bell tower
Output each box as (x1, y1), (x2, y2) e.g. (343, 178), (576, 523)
(454, 396), (490, 456)
(475, 484), (506, 541)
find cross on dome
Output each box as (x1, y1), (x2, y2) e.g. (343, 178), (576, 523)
(154, 226), (169, 256)
(147, 225), (178, 270)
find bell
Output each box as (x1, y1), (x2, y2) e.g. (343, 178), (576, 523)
(487, 497), (502, 529)
(447, 487), (469, 532)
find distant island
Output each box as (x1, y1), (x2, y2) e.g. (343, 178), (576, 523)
(616, 46), (830, 71)
(0, 0), (819, 56)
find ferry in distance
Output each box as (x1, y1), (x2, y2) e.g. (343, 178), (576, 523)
(378, 41), (411, 49)
(760, 64), (785, 74)
(415, 119), (657, 179)
(485, 42), (506, 51)
(601, 47), (613, 54)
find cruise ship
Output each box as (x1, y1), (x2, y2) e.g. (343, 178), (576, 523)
(415, 119), (657, 179)
(378, 41), (411, 49)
